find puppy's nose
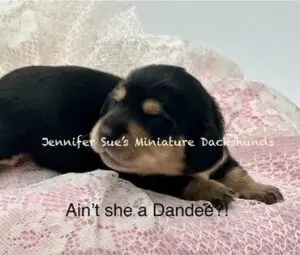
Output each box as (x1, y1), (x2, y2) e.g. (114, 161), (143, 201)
(99, 125), (114, 141)
(99, 124), (126, 142)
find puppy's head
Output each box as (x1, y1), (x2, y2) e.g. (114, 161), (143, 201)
(90, 65), (225, 175)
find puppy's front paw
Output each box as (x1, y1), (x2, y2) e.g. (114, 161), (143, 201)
(238, 183), (284, 205)
(183, 178), (237, 207)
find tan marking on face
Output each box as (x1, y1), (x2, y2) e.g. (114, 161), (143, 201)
(91, 120), (186, 176)
(89, 120), (102, 154)
(142, 99), (161, 115)
(112, 85), (126, 102)
(217, 166), (284, 204)
(125, 122), (186, 175)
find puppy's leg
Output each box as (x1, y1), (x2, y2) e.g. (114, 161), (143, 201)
(184, 154), (283, 205)
(0, 129), (28, 167)
(183, 174), (237, 207)
(0, 154), (30, 167)
(183, 148), (236, 207)
(216, 165), (284, 205)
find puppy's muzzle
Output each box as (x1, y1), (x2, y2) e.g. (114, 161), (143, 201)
(98, 125), (119, 144)
(90, 119), (186, 175)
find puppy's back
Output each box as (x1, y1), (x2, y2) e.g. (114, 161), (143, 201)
(0, 65), (121, 172)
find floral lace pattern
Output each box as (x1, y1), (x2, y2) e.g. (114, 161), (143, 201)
(0, 1), (299, 254)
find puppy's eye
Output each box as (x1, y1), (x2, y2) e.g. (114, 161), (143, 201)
(145, 114), (164, 126)
(145, 112), (176, 129)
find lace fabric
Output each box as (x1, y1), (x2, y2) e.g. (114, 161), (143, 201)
(0, 1), (299, 254)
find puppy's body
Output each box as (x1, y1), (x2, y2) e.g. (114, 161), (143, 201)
(0, 65), (283, 204)
(0, 65), (192, 197)
(0, 66), (118, 172)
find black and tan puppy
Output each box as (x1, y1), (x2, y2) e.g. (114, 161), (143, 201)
(0, 64), (283, 206)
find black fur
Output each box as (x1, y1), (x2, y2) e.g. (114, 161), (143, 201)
(102, 65), (225, 175)
(0, 64), (228, 197)
(0, 66), (118, 171)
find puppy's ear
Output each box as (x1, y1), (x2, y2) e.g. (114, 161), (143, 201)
(184, 102), (225, 175)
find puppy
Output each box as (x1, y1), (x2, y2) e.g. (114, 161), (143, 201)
(0, 64), (283, 206)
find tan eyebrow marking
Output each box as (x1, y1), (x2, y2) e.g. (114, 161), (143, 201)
(113, 85), (126, 102)
(142, 99), (162, 115)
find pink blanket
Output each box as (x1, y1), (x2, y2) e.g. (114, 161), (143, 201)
(0, 1), (299, 254)
(0, 80), (299, 254)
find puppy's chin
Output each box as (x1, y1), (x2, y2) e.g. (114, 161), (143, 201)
(99, 144), (140, 173)
(89, 120), (186, 175)
(99, 146), (186, 176)
(99, 148), (137, 173)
